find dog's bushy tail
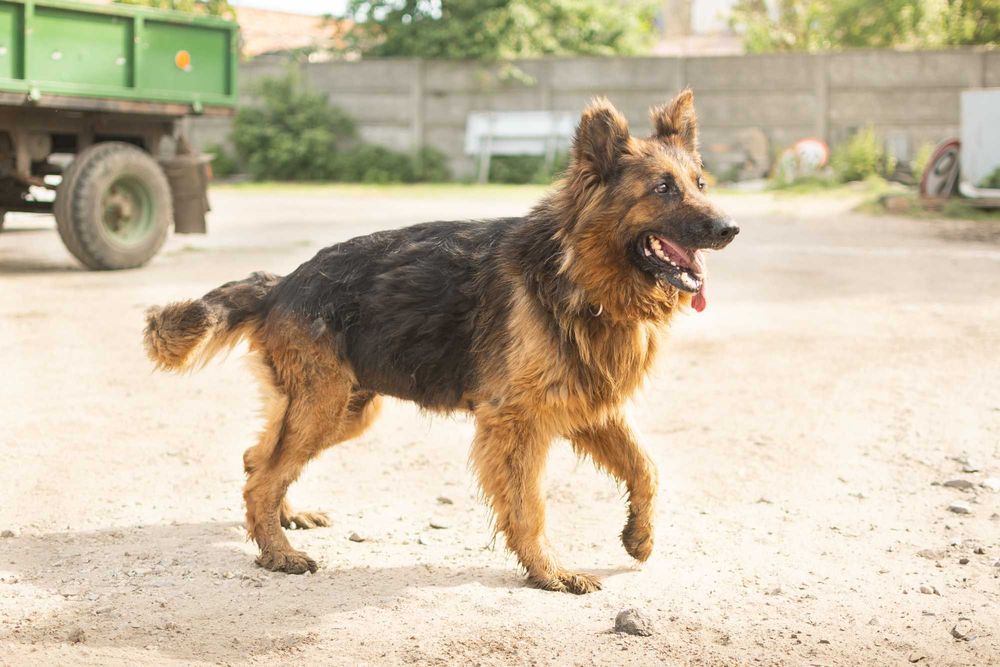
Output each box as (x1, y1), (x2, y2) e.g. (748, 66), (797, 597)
(143, 271), (280, 371)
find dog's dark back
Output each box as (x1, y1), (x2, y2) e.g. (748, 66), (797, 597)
(265, 218), (519, 410)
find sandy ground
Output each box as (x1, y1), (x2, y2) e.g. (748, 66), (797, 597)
(1, 185), (998, 666)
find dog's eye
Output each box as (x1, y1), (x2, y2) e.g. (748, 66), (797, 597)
(697, 177), (706, 191)
(654, 182), (670, 194)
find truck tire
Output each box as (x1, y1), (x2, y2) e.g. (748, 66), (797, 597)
(55, 142), (172, 270)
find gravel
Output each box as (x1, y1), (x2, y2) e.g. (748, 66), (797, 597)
(614, 609), (654, 637)
(947, 501), (972, 515)
(980, 478), (1000, 492)
(951, 619), (974, 641)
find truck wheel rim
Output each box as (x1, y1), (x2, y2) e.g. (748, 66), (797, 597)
(101, 176), (154, 245)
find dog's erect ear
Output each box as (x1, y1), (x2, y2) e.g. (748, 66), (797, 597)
(651, 88), (699, 155)
(572, 97), (631, 182)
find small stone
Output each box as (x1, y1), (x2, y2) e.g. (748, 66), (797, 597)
(429, 518), (450, 530)
(918, 585), (939, 595)
(917, 549), (948, 560)
(947, 501), (972, 515)
(614, 609), (653, 637)
(959, 557), (969, 565)
(942, 479), (975, 491)
(765, 586), (783, 596)
(980, 478), (1000, 492)
(221, 571), (235, 579)
(950, 454), (980, 472)
(67, 628), (86, 644)
(348, 532), (365, 543)
(436, 496), (454, 505)
(0, 529), (15, 538)
(951, 619), (973, 640)
(908, 652), (926, 663)
(417, 535), (433, 546)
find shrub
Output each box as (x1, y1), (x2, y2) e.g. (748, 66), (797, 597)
(830, 127), (896, 183)
(413, 147), (451, 183)
(205, 143), (238, 178)
(978, 166), (1000, 189)
(488, 153), (569, 184)
(334, 145), (452, 184)
(336, 144), (415, 183)
(232, 74), (357, 181)
(231, 74), (450, 183)
(910, 142), (934, 181)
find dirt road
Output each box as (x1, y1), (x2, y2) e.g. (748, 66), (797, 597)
(1, 185), (998, 666)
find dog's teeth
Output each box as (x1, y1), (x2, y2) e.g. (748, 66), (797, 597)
(644, 248), (651, 256)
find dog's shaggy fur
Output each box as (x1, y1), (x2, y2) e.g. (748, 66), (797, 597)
(144, 91), (737, 593)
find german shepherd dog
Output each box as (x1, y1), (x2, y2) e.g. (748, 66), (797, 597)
(144, 91), (737, 594)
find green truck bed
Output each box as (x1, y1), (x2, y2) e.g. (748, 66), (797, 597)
(0, 0), (238, 114)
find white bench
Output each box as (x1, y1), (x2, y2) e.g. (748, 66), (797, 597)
(464, 111), (576, 183)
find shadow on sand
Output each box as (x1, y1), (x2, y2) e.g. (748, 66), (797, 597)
(0, 520), (542, 661)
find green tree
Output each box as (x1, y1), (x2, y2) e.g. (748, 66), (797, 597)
(934, 0), (1000, 45)
(341, 0), (657, 59)
(729, 0), (997, 52)
(115, 0), (235, 19)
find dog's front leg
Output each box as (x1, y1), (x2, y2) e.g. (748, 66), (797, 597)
(471, 410), (601, 594)
(572, 414), (658, 562)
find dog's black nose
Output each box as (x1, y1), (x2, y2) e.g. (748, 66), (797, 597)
(719, 221), (739, 241)
(704, 218), (739, 246)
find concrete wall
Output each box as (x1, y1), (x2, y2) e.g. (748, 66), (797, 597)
(190, 49), (999, 180)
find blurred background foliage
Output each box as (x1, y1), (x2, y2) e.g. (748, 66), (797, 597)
(116, 0), (235, 18)
(340, 0), (659, 59)
(231, 74), (449, 183)
(730, 0), (998, 52)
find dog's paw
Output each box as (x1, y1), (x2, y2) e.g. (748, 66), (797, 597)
(256, 548), (318, 574)
(280, 509), (331, 530)
(533, 571), (602, 594)
(622, 514), (654, 562)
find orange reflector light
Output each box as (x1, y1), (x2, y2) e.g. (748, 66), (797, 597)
(175, 50), (192, 71)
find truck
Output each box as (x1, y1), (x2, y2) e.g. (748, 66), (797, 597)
(0, 0), (238, 269)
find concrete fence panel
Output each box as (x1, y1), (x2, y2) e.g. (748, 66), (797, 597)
(193, 48), (992, 180)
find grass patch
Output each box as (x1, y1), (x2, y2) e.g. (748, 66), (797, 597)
(767, 175), (898, 198)
(858, 192), (1000, 222)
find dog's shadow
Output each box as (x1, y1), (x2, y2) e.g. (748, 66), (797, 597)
(0, 520), (581, 661)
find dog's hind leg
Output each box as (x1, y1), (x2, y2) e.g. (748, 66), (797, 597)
(278, 391), (382, 531)
(571, 414), (657, 562)
(242, 351), (378, 574)
(471, 409), (602, 594)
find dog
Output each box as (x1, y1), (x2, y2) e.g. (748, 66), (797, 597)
(143, 90), (737, 594)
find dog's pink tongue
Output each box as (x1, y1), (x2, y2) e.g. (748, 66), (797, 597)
(691, 250), (707, 312)
(692, 286), (706, 312)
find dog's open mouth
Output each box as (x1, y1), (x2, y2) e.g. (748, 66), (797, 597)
(640, 233), (708, 311)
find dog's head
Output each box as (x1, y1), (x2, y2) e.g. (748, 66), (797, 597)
(555, 90), (737, 318)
